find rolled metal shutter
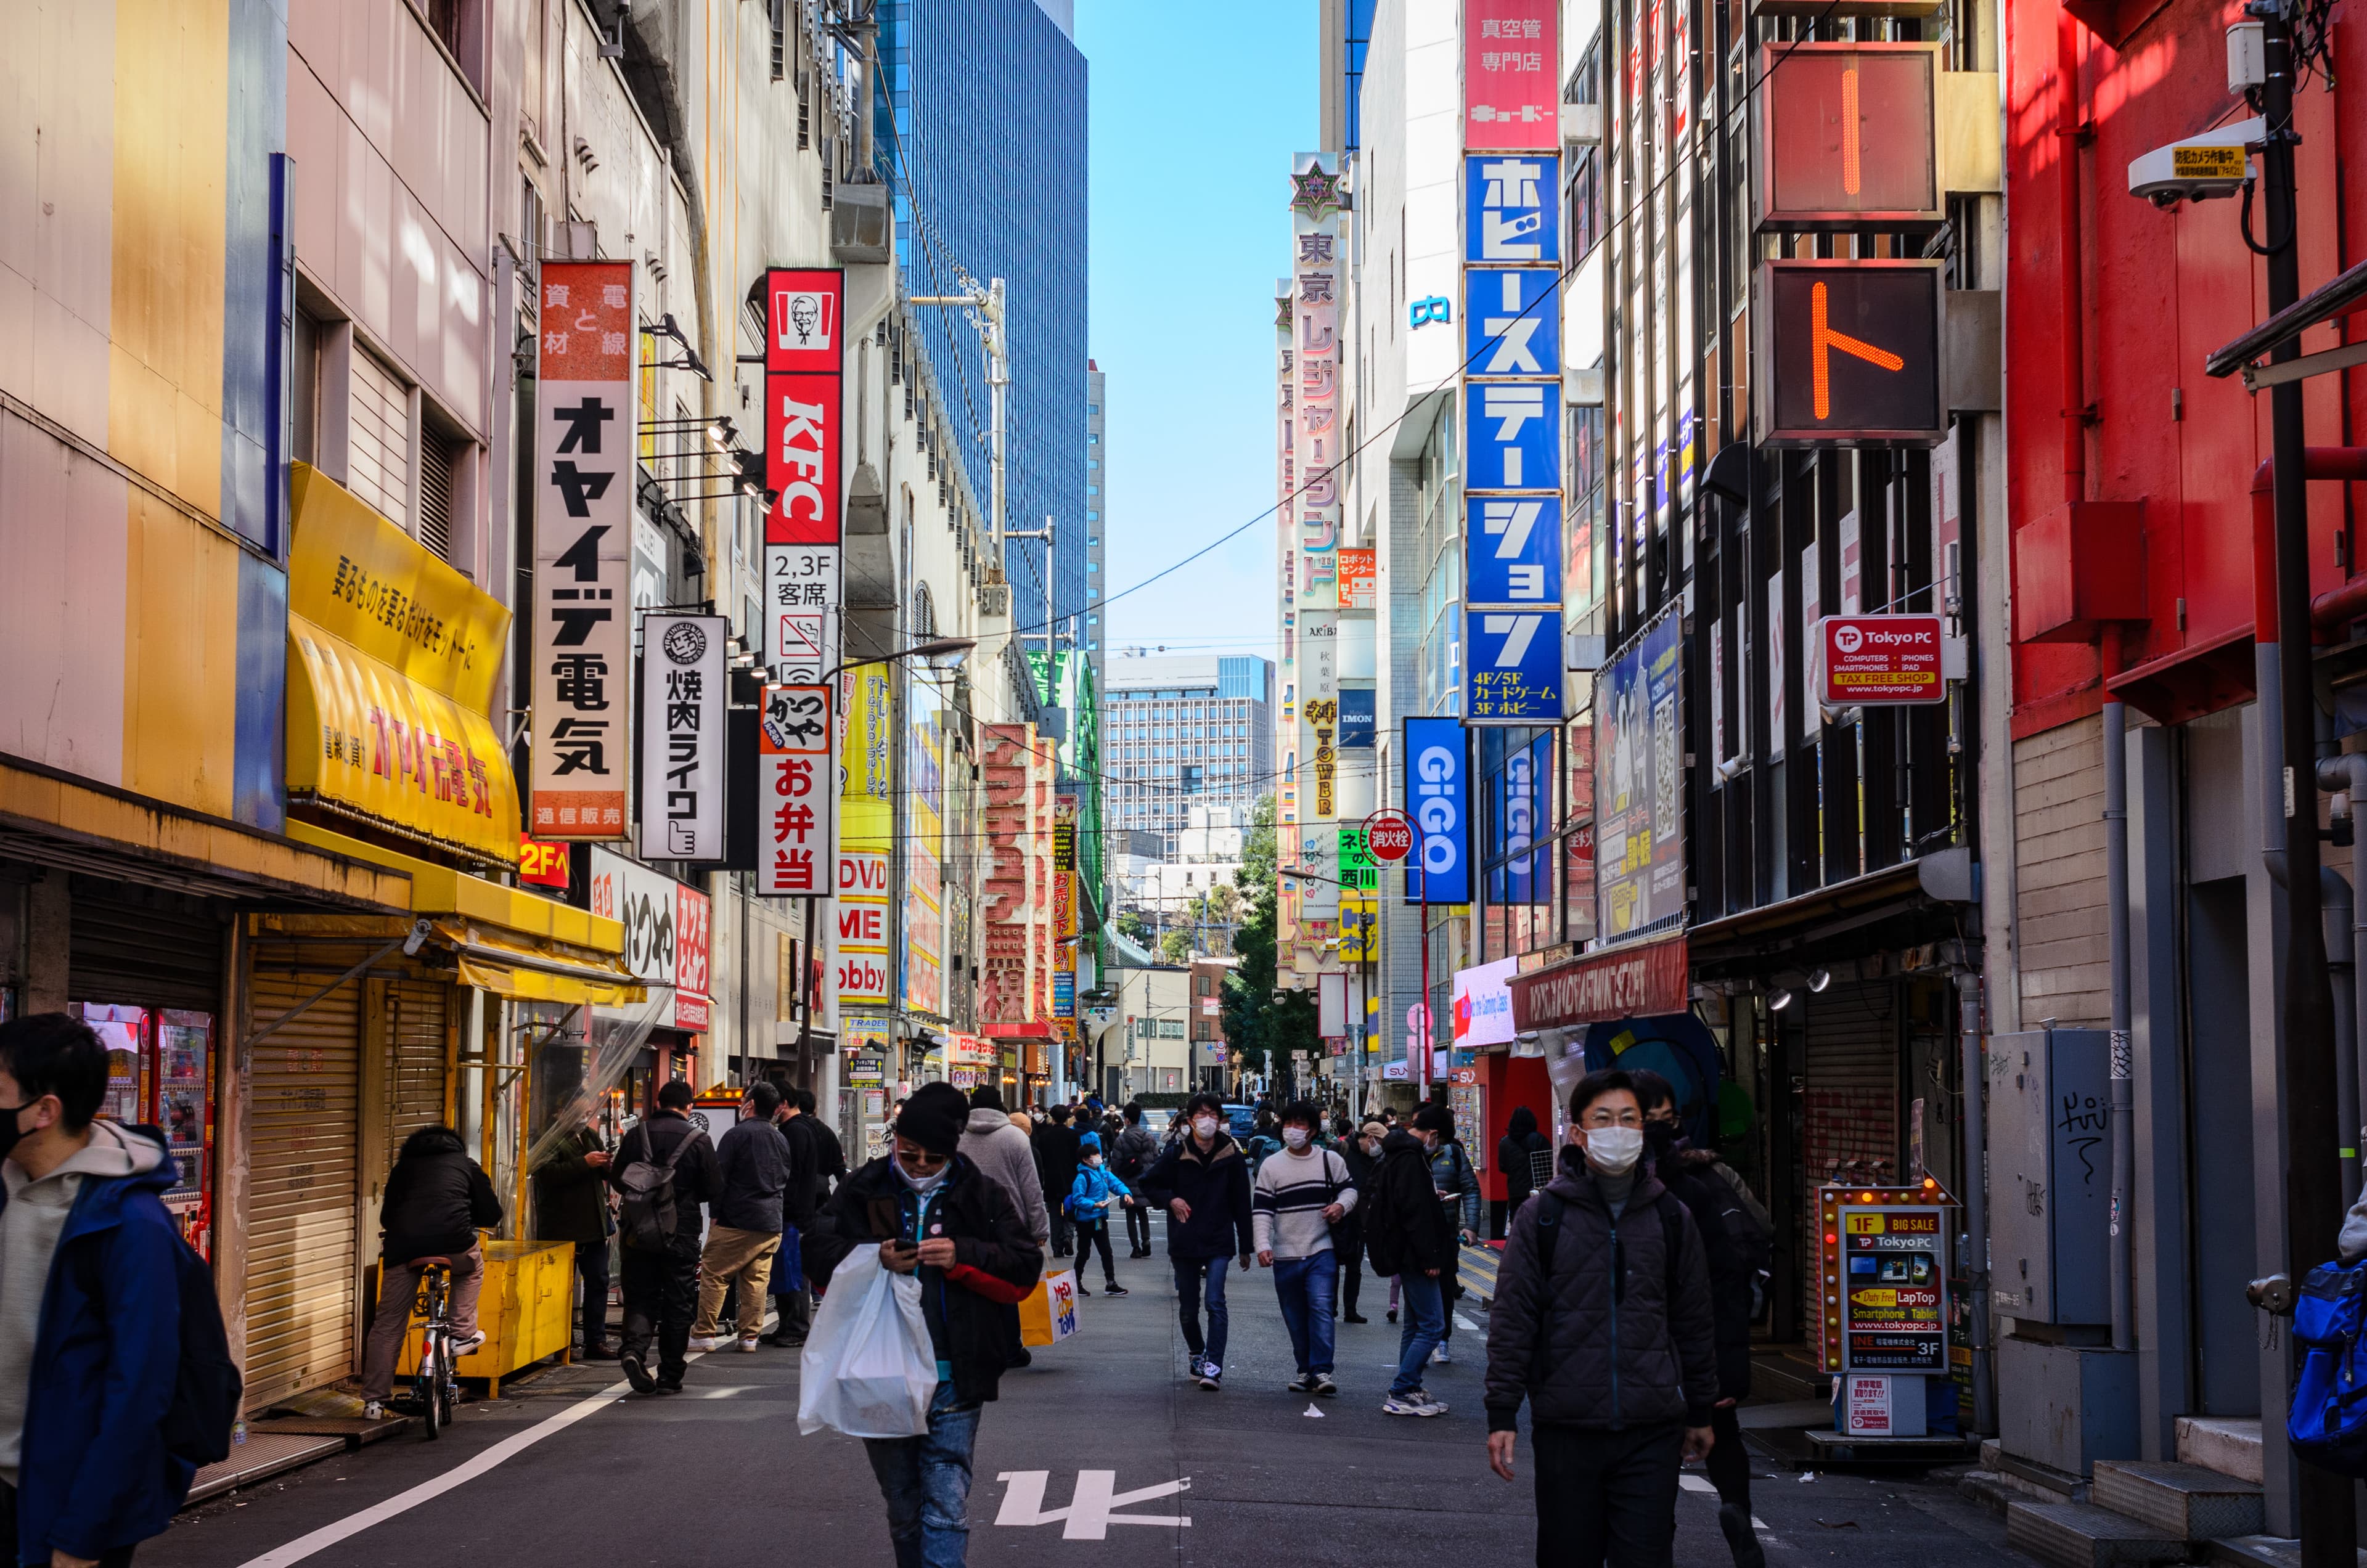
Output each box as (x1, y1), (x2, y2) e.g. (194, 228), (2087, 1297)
(243, 965), (362, 1410)
(68, 878), (224, 1012)
(1800, 979), (1902, 1338)
(384, 979), (450, 1146)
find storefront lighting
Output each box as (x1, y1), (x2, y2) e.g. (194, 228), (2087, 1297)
(1769, 987), (1795, 1011)
(1808, 966), (1832, 992)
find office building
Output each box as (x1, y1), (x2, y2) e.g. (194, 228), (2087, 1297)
(1086, 361), (1108, 691)
(1103, 655), (1275, 855)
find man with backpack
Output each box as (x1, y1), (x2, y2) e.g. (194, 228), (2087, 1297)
(1483, 1069), (1717, 1567)
(1111, 1103), (1159, 1257)
(690, 1084), (790, 1354)
(1365, 1110), (1459, 1415)
(1417, 1103), (1482, 1365)
(361, 1123), (504, 1418)
(607, 1079), (720, 1394)
(0, 1013), (231, 1568)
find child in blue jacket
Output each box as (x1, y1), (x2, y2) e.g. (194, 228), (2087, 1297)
(1065, 1133), (1134, 1296)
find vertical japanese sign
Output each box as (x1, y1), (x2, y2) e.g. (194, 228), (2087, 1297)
(758, 683), (835, 899)
(1292, 153), (1345, 970)
(531, 261), (635, 838)
(1464, 0), (1561, 148)
(903, 672), (946, 1017)
(637, 613), (727, 861)
(764, 268), (844, 681)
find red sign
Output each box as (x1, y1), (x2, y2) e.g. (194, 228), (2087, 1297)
(1760, 44), (1940, 229)
(1362, 809), (1414, 863)
(517, 836), (571, 890)
(1463, 0), (1559, 150)
(764, 269), (844, 545)
(1817, 614), (1946, 704)
(673, 883), (711, 1031)
(758, 684), (836, 897)
(1509, 931), (1688, 1031)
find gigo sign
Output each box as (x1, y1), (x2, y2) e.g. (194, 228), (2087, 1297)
(1402, 717), (1470, 904)
(1817, 614), (1946, 705)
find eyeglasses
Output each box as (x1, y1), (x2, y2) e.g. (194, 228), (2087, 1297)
(898, 1146), (949, 1170)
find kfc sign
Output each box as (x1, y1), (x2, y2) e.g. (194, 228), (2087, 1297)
(1817, 614), (1946, 705)
(765, 269), (844, 549)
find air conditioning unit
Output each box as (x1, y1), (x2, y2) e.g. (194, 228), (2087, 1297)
(830, 181), (893, 264)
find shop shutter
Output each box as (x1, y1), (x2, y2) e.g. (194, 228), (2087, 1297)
(384, 979), (450, 1146)
(67, 878), (224, 1013)
(243, 965), (362, 1410)
(1799, 979), (1902, 1341)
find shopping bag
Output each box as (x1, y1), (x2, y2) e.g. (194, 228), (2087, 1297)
(1018, 1267), (1080, 1347)
(798, 1244), (936, 1439)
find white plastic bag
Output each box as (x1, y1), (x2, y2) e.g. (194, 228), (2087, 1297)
(798, 1243), (937, 1439)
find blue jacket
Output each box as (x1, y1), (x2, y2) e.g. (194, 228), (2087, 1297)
(1066, 1162), (1132, 1220)
(7, 1122), (194, 1563)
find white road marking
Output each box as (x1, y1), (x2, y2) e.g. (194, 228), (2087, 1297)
(233, 1354), (706, 1568)
(1454, 1313), (1480, 1330)
(1677, 1472), (1781, 1545)
(994, 1470), (1192, 1538)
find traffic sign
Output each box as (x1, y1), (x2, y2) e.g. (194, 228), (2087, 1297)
(1363, 809), (1414, 862)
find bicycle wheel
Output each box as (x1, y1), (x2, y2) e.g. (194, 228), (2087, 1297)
(435, 1337), (456, 1431)
(420, 1334), (443, 1440)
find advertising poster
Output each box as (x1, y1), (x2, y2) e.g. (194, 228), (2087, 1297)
(1594, 608), (1683, 939)
(835, 851), (891, 1010)
(1403, 716), (1471, 904)
(1463, 0), (1560, 149)
(756, 683), (834, 899)
(636, 613), (727, 862)
(902, 674), (946, 1016)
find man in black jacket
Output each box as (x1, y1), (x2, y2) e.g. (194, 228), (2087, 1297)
(605, 1080), (720, 1394)
(361, 1125), (503, 1418)
(807, 1083), (1042, 1568)
(766, 1088), (824, 1347)
(1111, 1103), (1160, 1257)
(797, 1087), (847, 1199)
(690, 1082), (789, 1353)
(531, 1109), (615, 1358)
(1137, 1092), (1255, 1390)
(1483, 1069), (1717, 1567)
(1032, 1104), (1082, 1257)
(1365, 1119), (1458, 1415)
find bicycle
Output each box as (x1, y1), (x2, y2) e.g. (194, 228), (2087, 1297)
(406, 1257), (460, 1439)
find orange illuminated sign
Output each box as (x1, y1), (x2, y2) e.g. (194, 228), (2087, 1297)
(1756, 260), (1944, 447)
(1759, 44), (1941, 230)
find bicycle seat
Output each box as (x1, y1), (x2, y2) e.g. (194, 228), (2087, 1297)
(407, 1256), (454, 1270)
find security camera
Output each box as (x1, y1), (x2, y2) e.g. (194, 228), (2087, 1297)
(2127, 117), (2263, 208)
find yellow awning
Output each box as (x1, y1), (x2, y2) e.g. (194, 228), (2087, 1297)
(435, 920), (644, 1008)
(283, 821), (626, 955)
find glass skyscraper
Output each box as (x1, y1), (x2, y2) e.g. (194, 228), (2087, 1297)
(875, 0), (1089, 646)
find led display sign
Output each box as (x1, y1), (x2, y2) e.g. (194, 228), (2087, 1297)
(1759, 44), (1941, 229)
(1754, 260), (1945, 446)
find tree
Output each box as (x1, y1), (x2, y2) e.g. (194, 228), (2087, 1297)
(1115, 907), (1149, 944)
(1159, 927), (1192, 965)
(1219, 794), (1318, 1083)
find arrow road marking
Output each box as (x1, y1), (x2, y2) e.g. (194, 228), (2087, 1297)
(994, 1470), (1193, 1538)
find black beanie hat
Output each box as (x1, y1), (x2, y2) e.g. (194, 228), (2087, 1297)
(897, 1082), (970, 1156)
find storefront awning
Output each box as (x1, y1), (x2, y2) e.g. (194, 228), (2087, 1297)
(435, 920), (644, 1008)
(285, 820), (624, 952)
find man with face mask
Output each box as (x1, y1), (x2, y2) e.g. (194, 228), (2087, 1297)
(1251, 1100), (1356, 1394)
(1364, 1106), (1461, 1415)
(1481, 1069), (1717, 1567)
(806, 1082), (1043, 1568)
(1136, 1092), (1256, 1390)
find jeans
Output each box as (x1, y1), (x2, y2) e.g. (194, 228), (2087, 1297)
(575, 1236), (611, 1351)
(1391, 1270), (1446, 1396)
(1273, 1251), (1338, 1375)
(1172, 1255), (1232, 1369)
(361, 1241), (486, 1400)
(694, 1224), (781, 1338)
(863, 1380), (982, 1568)
(1124, 1199), (1153, 1252)
(619, 1239), (701, 1383)
(1530, 1420), (1685, 1567)
(1076, 1215), (1118, 1283)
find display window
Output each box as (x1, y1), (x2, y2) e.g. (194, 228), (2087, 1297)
(71, 1001), (215, 1257)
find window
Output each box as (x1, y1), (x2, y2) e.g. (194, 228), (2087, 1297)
(418, 433), (459, 562)
(291, 306), (322, 466)
(1087, 432), (1100, 444)
(769, 0), (787, 80)
(346, 348), (412, 526)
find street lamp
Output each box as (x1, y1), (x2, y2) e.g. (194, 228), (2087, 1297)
(814, 636), (976, 685)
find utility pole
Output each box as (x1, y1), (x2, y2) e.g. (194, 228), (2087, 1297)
(2255, 2), (2350, 1559)
(907, 275), (1009, 572)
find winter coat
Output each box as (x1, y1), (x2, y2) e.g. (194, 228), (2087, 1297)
(1066, 1161), (1132, 1220)
(711, 1115), (793, 1234)
(605, 1111), (720, 1253)
(1032, 1121), (1083, 1207)
(1482, 1147), (1718, 1434)
(531, 1125), (612, 1246)
(808, 1115), (848, 1194)
(1362, 1130), (1458, 1278)
(1498, 1112), (1550, 1212)
(774, 1113), (822, 1230)
(1137, 1130), (1256, 1260)
(1431, 1138), (1483, 1235)
(1658, 1146), (1772, 1400)
(960, 1107), (1050, 1244)
(806, 1153), (1044, 1406)
(1335, 1137), (1383, 1257)
(2, 1122), (197, 1564)
(379, 1128), (503, 1261)
(1111, 1123), (1159, 1183)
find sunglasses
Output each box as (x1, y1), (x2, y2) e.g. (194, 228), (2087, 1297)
(898, 1146), (950, 1170)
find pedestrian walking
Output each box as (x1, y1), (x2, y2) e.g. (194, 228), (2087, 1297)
(1111, 1103), (1159, 1257)
(766, 1085), (824, 1348)
(1483, 1069), (1717, 1568)
(1244, 1107), (1282, 1172)
(606, 1080), (719, 1394)
(961, 1082), (1050, 1370)
(1252, 1100), (1355, 1395)
(0, 1013), (225, 1567)
(1417, 1103), (1482, 1363)
(1032, 1104), (1083, 1257)
(798, 1087), (848, 1198)
(531, 1108), (616, 1358)
(1337, 1117), (1387, 1323)
(1363, 1112), (1458, 1415)
(690, 1083), (790, 1354)
(1495, 1105), (1550, 1238)
(1137, 1092), (1255, 1390)
(361, 1124), (502, 1419)
(807, 1084), (1043, 1568)
(1632, 1071), (1772, 1568)
(1063, 1133), (1133, 1296)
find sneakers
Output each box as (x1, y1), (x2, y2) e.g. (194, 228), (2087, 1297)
(1196, 1362), (1222, 1390)
(1076, 1283), (1093, 1297)
(688, 1334), (731, 1352)
(1313, 1373), (1338, 1397)
(1386, 1309), (1399, 1323)
(361, 1400), (388, 1421)
(1382, 1389), (1447, 1417)
(1343, 1312), (1370, 1324)
(620, 1352), (656, 1394)
(452, 1330), (487, 1357)
(1432, 1342), (1452, 1365)
(1103, 1283), (1129, 1297)
(737, 1336), (762, 1353)
(1286, 1372), (1317, 1394)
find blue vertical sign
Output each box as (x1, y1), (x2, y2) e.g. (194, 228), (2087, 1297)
(1464, 267), (1563, 376)
(1465, 494), (1563, 605)
(1465, 153), (1561, 264)
(1466, 608), (1565, 721)
(1463, 382), (1561, 491)
(1404, 716), (1472, 905)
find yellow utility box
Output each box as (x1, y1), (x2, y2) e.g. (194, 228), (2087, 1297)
(393, 1239), (576, 1395)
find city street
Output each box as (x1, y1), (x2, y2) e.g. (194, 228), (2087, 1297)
(152, 1231), (2037, 1568)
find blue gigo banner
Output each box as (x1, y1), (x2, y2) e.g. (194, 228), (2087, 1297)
(1465, 494), (1563, 606)
(1402, 716), (1471, 905)
(1465, 607), (1564, 723)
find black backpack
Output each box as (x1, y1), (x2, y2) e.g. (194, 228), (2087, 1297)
(74, 1223), (242, 1467)
(616, 1121), (701, 1251)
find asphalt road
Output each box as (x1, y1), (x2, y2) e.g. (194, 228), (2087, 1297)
(150, 1220), (2042, 1568)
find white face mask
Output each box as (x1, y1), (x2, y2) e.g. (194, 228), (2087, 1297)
(894, 1154), (949, 1193)
(1193, 1116), (1220, 1140)
(1084, 1154), (1102, 1167)
(1282, 1127), (1310, 1151)
(1584, 1124), (1645, 1177)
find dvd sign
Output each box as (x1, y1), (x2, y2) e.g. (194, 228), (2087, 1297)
(1818, 613), (1946, 705)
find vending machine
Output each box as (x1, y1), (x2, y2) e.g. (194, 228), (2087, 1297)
(72, 1001), (215, 1258)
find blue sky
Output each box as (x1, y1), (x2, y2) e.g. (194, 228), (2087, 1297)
(1074, 1), (1315, 672)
